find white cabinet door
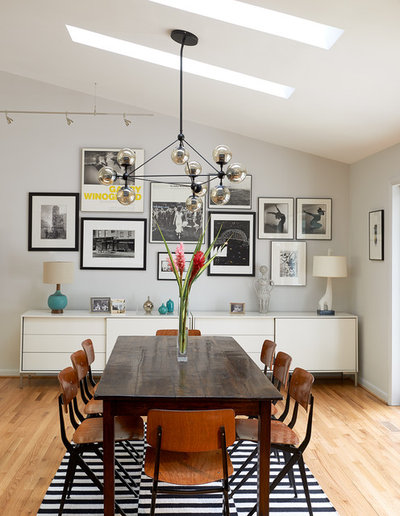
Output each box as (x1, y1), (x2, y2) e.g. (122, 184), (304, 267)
(275, 318), (357, 372)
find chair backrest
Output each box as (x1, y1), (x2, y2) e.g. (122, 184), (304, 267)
(289, 367), (314, 411)
(70, 350), (89, 382)
(82, 338), (95, 365)
(155, 329), (201, 336)
(147, 409), (235, 452)
(58, 366), (79, 412)
(260, 339), (277, 372)
(272, 351), (292, 389)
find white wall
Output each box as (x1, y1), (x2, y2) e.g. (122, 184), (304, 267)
(350, 145), (400, 403)
(0, 71), (351, 374)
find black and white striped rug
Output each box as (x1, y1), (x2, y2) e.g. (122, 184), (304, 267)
(38, 439), (337, 515)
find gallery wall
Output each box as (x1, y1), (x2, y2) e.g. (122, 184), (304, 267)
(0, 71), (351, 374)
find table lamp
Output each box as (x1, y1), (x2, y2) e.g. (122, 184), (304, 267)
(312, 254), (347, 315)
(43, 261), (74, 313)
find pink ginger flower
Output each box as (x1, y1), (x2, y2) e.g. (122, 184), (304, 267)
(174, 242), (186, 276)
(166, 255), (173, 271)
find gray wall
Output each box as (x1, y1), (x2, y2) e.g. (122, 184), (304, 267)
(0, 72), (351, 374)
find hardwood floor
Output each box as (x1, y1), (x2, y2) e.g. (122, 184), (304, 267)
(0, 376), (399, 515)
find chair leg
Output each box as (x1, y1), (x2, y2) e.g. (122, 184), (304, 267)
(58, 453), (78, 515)
(298, 455), (313, 515)
(229, 446), (257, 485)
(222, 479), (230, 516)
(282, 450), (297, 496)
(150, 479), (158, 516)
(229, 461), (257, 498)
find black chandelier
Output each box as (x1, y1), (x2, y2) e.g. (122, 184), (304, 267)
(97, 29), (247, 211)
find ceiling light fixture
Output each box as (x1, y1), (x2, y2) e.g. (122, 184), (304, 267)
(95, 29), (248, 209)
(5, 112), (13, 124)
(65, 113), (74, 126)
(0, 110), (152, 120)
(123, 113), (132, 126)
(149, 0), (344, 50)
(66, 25), (294, 98)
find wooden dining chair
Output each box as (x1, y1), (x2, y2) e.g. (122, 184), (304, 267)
(144, 409), (235, 515)
(70, 349), (102, 415)
(81, 338), (98, 391)
(57, 367), (144, 515)
(260, 339), (277, 375)
(155, 329), (202, 336)
(231, 368), (315, 516)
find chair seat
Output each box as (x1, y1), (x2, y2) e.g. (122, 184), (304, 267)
(84, 398), (103, 414)
(271, 420), (299, 446)
(235, 418), (258, 442)
(73, 415), (144, 444)
(144, 447), (234, 485)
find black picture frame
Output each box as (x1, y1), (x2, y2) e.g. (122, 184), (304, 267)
(369, 209), (384, 260)
(28, 192), (79, 251)
(208, 175), (252, 210)
(80, 217), (147, 270)
(207, 211), (256, 276)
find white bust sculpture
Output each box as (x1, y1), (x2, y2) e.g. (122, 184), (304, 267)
(254, 265), (274, 313)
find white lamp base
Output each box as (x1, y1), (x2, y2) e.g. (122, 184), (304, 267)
(317, 277), (335, 315)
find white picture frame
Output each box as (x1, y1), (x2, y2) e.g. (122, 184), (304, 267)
(157, 252), (193, 280)
(271, 241), (307, 286)
(296, 198), (332, 240)
(258, 197), (294, 239)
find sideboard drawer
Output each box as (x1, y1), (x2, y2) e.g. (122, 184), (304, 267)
(24, 317), (105, 335)
(22, 352), (105, 372)
(23, 335), (105, 353)
(194, 317), (274, 335)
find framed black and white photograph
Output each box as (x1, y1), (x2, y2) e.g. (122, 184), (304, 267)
(80, 218), (147, 270)
(207, 212), (256, 276)
(150, 182), (205, 243)
(296, 198), (332, 240)
(111, 298), (126, 314)
(90, 297), (111, 313)
(271, 241), (306, 286)
(369, 209), (384, 260)
(28, 193), (79, 251)
(81, 148), (145, 212)
(229, 302), (245, 314)
(258, 197), (294, 239)
(157, 252), (193, 280)
(209, 175), (252, 210)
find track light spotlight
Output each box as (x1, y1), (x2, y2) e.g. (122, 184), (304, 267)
(5, 113), (13, 124)
(123, 114), (131, 126)
(65, 113), (74, 126)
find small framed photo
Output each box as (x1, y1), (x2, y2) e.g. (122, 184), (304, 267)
(230, 302), (245, 314)
(208, 212), (256, 276)
(296, 198), (332, 240)
(258, 197), (294, 239)
(157, 252), (193, 280)
(209, 175), (252, 210)
(150, 182), (205, 243)
(111, 298), (126, 314)
(28, 193), (79, 251)
(80, 217), (147, 270)
(369, 209), (384, 260)
(271, 241), (307, 286)
(81, 148), (145, 212)
(90, 297), (111, 313)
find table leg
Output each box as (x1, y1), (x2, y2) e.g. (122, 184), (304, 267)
(258, 401), (271, 515)
(103, 401), (115, 516)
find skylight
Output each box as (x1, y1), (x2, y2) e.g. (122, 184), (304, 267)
(149, 0), (343, 50)
(66, 25), (294, 99)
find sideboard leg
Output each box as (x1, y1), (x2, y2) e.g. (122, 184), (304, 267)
(19, 374), (23, 389)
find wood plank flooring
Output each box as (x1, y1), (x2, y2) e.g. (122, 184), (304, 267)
(0, 376), (399, 515)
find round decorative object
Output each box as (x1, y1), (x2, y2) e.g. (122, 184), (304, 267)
(210, 184), (231, 205)
(166, 299), (174, 313)
(186, 195), (202, 212)
(185, 160), (202, 176)
(226, 162), (247, 183)
(171, 145), (190, 165)
(212, 145), (232, 165)
(194, 184), (207, 197)
(116, 186), (136, 205)
(158, 303), (168, 315)
(98, 166), (117, 185)
(143, 296), (154, 314)
(117, 148), (136, 167)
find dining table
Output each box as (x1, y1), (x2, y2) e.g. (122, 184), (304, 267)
(95, 334), (282, 515)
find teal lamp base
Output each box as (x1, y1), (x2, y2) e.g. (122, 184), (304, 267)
(48, 287), (67, 314)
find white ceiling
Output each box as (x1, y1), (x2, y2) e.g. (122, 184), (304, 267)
(1, 0), (400, 164)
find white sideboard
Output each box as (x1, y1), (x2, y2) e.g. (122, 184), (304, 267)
(20, 310), (358, 385)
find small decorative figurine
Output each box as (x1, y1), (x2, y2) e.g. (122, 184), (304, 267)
(158, 303), (168, 315)
(166, 298), (174, 313)
(143, 296), (154, 314)
(254, 265), (274, 313)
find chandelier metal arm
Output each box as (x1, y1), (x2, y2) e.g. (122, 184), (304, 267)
(126, 139), (179, 178)
(184, 140), (220, 173)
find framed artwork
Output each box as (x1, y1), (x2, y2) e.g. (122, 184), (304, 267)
(157, 252), (193, 280)
(369, 209), (384, 260)
(150, 182), (205, 243)
(207, 212), (256, 276)
(271, 241), (307, 286)
(258, 197), (294, 239)
(208, 175), (252, 210)
(229, 302), (245, 314)
(81, 148), (145, 212)
(111, 299), (126, 314)
(28, 192), (79, 251)
(80, 217), (147, 270)
(90, 297), (111, 313)
(296, 198), (332, 240)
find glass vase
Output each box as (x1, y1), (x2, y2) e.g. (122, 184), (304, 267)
(177, 295), (189, 362)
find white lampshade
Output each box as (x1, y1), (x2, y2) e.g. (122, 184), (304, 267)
(313, 256), (347, 278)
(43, 262), (74, 284)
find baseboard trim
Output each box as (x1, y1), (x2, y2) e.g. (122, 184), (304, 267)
(0, 369), (19, 377)
(358, 377), (388, 403)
